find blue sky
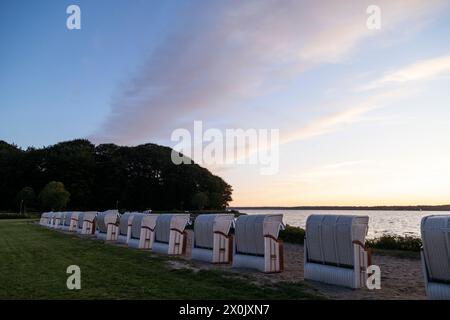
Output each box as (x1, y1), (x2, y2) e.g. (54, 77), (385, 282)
(1, 0), (450, 206)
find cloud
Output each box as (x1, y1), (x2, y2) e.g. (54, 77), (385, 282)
(90, 0), (446, 145)
(359, 54), (450, 91)
(280, 89), (406, 144)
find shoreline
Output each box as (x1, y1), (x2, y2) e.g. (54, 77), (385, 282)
(233, 205), (450, 211)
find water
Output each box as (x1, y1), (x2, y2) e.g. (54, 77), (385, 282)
(239, 209), (450, 238)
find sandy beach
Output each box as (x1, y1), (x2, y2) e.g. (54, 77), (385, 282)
(177, 231), (426, 300)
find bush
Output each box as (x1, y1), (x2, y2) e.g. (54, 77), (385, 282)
(279, 225), (305, 244)
(366, 235), (422, 252)
(39, 181), (70, 211)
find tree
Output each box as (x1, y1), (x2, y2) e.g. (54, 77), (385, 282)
(191, 192), (208, 210)
(16, 187), (36, 213)
(0, 139), (233, 211)
(207, 192), (223, 210)
(39, 181), (70, 211)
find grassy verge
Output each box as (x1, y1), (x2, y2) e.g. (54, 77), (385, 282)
(0, 219), (321, 300)
(0, 213), (40, 220)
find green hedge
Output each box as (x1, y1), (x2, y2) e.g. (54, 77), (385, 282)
(278, 225), (422, 252)
(279, 225), (305, 244)
(366, 235), (422, 252)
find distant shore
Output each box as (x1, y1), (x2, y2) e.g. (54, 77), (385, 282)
(232, 205), (450, 211)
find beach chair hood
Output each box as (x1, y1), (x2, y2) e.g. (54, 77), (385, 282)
(118, 212), (136, 236)
(155, 214), (190, 243)
(96, 210), (119, 233)
(194, 214), (234, 249)
(235, 214), (283, 256)
(77, 211), (97, 229)
(131, 214), (158, 239)
(63, 212), (72, 226)
(306, 215), (369, 267)
(71, 212), (81, 221)
(421, 215), (450, 283)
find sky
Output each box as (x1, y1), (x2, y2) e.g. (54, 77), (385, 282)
(1, 0), (450, 206)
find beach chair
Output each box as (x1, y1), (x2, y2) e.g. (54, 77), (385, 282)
(76, 211), (97, 235)
(128, 214), (159, 249)
(116, 212), (137, 244)
(39, 212), (51, 226)
(59, 212), (73, 231)
(67, 212), (81, 232)
(152, 214), (190, 255)
(95, 210), (120, 241)
(304, 215), (370, 289)
(232, 214), (284, 273)
(47, 212), (56, 228)
(192, 214), (235, 264)
(52, 212), (64, 229)
(421, 215), (450, 300)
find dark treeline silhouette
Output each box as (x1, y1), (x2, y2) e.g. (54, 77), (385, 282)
(0, 139), (232, 212)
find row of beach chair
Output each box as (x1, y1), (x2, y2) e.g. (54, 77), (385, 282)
(39, 211), (284, 272)
(39, 211), (450, 299)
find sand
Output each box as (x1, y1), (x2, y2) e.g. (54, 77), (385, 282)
(176, 230), (427, 300)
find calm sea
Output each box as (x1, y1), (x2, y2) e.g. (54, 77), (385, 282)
(239, 209), (450, 238)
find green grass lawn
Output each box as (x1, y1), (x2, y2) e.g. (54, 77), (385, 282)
(0, 219), (321, 300)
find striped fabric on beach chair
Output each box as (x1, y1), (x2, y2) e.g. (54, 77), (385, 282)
(192, 214), (235, 264)
(421, 215), (450, 300)
(232, 214), (284, 273)
(152, 214), (190, 255)
(128, 214), (159, 249)
(76, 211), (97, 235)
(95, 210), (120, 241)
(304, 214), (370, 289)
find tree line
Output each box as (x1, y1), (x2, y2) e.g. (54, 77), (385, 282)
(0, 139), (232, 212)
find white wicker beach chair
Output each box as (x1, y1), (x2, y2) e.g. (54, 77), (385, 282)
(116, 212), (137, 244)
(232, 214), (284, 273)
(47, 212), (56, 228)
(421, 215), (450, 300)
(95, 210), (120, 241)
(52, 212), (64, 229)
(39, 212), (52, 226)
(128, 214), (159, 249)
(76, 211), (97, 235)
(152, 214), (190, 255)
(68, 212), (81, 232)
(59, 212), (73, 231)
(192, 214), (235, 264)
(304, 214), (370, 289)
